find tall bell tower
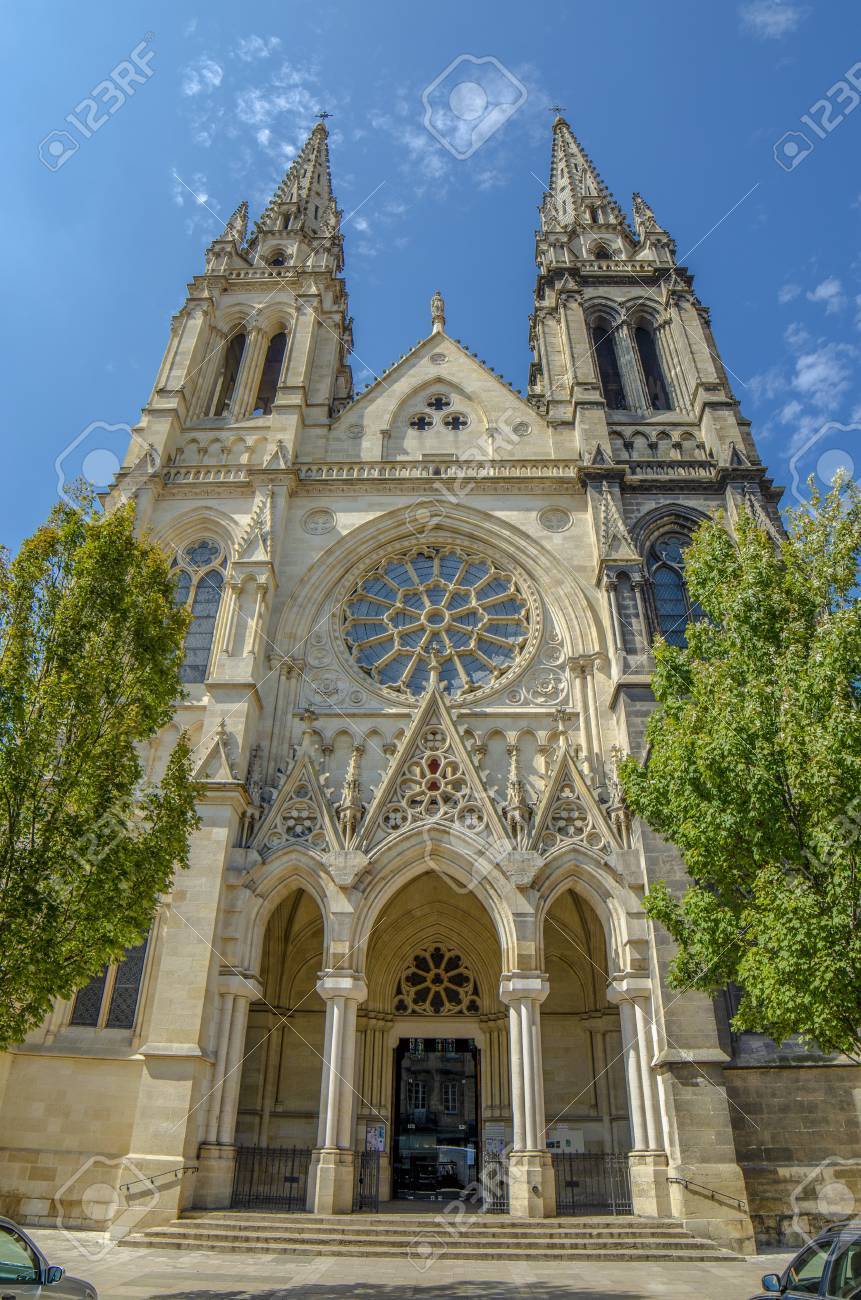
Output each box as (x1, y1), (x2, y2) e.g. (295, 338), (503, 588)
(530, 113), (781, 756)
(126, 116), (353, 533)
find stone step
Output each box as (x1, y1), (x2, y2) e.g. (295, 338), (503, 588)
(121, 1231), (733, 1262)
(181, 1211), (683, 1230)
(158, 1220), (699, 1242)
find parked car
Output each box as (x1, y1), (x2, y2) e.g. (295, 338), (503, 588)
(0, 1217), (97, 1297)
(752, 1222), (861, 1298)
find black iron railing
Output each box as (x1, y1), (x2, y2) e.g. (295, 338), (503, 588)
(353, 1150), (381, 1211)
(552, 1152), (632, 1216)
(230, 1145), (311, 1211)
(481, 1147), (510, 1214)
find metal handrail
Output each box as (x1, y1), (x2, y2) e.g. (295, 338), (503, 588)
(119, 1165), (198, 1194)
(667, 1175), (747, 1211)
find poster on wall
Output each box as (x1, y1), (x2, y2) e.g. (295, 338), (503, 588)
(365, 1123), (386, 1152)
(545, 1124), (584, 1152)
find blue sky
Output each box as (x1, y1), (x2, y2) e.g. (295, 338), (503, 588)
(3, 0), (861, 548)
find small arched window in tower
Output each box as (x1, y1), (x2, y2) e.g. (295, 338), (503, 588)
(252, 331), (288, 416)
(268, 252), (286, 267)
(646, 531), (702, 647)
(591, 325), (627, 410)
(171, 539), (228, 683)
(634, 324), (671, 410)
(593, 244), (612, 261)
(212, 333), (246, 417)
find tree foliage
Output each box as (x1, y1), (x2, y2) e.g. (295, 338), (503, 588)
(620, 480), (861, 1056)
(0, 499), (198, 1048)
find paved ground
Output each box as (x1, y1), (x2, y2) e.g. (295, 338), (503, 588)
(29, 1228), (794, 1299)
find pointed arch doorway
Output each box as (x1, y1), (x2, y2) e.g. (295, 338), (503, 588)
(391, 1033), (480, 1201)
(360, 872), (508, 1209)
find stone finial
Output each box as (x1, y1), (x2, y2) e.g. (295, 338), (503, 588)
(431, 289), (445, 333)
(427, 646), (442, 690)
(503, 743), (531, 849)
(337, 742), (364, 848)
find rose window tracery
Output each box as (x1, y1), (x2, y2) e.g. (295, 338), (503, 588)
(394, 945), (481, 1015)
(342, 547), (531, 697)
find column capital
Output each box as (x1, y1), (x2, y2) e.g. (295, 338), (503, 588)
(499, 971), (549, 1005)
(316, 970), (368, 1003)
(606, 973), (652, 1004)
(217, 972), (263, 1001)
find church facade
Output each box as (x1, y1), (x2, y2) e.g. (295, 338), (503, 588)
(0, 116), (854, 1254)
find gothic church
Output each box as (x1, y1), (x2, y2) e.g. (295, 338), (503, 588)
(0, 115), (851, 1254)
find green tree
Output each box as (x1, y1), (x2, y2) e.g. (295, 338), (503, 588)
(0, 499), (198, 1049)
(620, 480), (861, 1057)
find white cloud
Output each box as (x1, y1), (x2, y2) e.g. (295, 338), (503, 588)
(748, 366), (784, 404)
(352, 216), (370, 232)
(181, 57), (223, 97)
(785, 321), (811, 350)
(791, 342), (855, 408)
(777, 283), (800, 304)
(778, 399), (803, 423)
(235, 35), (281, 62)
(806, 276), (845, 314)
(171, 170), (211, 213)
(739, 1), (807, 38)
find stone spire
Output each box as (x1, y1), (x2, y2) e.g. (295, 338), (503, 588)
(337, 742), (364, 848)
(220, 200), (248, 244)
(204, 200), (249, 272)
(250, 118), (341, 243)
(502, 743), (531, 848)
(541, 114), (624, 231)
(632, 191), (676, 262)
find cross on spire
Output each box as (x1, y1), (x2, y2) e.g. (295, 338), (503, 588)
(317, 110), (332, 122)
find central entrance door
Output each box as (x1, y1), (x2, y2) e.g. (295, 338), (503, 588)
(392, 1037), (479, 1200)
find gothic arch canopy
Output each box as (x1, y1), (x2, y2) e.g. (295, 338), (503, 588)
(273, 501), (608, 665)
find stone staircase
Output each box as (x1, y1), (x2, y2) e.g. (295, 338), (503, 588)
(121, 1210), (737, 1262)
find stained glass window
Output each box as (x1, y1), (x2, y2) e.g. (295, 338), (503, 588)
(69, 936), (149, 1030)
(343, 547), (530, 697)
(647, 532), (702, 647)
(171, 539), (228, 683)
(394, 945), (481, 1015)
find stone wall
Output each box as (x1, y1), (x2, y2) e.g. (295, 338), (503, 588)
(725, 1053), (861, 1245)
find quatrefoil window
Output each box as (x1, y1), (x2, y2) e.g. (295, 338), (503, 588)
(426, 394), (452, 411)
(442, 413), (469, 431)
(342, 547), (531, 697)
(409, 413), (434, 431)
(394, 945), (481, 1015)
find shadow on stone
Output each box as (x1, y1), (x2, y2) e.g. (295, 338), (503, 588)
(147, 1284), (645, 1300)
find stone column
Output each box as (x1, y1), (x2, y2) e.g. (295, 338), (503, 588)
(310, 970), (368, 1214)
(614, 322), (649, 413)
(188, 326), (227, 420)
(195, 975), (262, 1210)
(608, 977), (670, 1219)
(500, 972), (555, 1218)
(631, 575), (652, 653)
(229, 326), (269, 421)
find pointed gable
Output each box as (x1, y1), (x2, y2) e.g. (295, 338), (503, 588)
(329, 330), (552, 460)
(358, 685), (508, 851)
(600, 481), (639, 561)
(253, 752), (341, 859)
(530, 747), (617, 857)
(193, 719), (242, 783)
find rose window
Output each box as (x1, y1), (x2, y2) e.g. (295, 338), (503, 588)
(342, 547), (531, 696)
(394, 945), (481, 1015)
